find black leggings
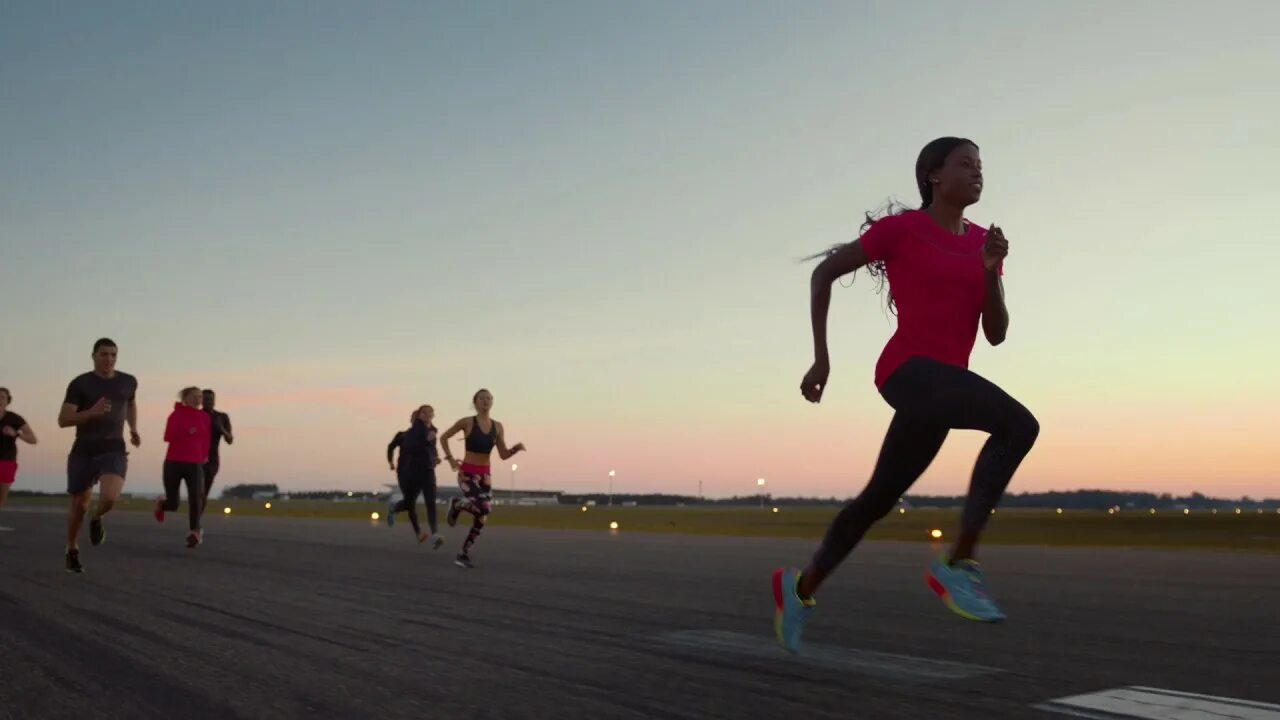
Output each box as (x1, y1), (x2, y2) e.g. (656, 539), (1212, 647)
(393, 464), (437, 535)
(162, 461), (205, 532)
(811, 356), (1040, 574)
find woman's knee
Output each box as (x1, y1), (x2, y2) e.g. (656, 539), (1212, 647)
(1010, 404), (1040, 451)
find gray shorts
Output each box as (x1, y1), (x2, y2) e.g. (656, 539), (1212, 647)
(67, 451), (128, 495)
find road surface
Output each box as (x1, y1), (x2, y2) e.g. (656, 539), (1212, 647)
(2, 507), (1277, 719)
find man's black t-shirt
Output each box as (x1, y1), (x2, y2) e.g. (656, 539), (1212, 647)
(0, 411), (27, 461)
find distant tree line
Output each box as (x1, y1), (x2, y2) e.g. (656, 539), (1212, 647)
(558, 489), (1279, 510)
(9, 487), (1275, 510)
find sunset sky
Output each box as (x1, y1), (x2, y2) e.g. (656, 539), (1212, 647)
(4, 1), (1278, 500)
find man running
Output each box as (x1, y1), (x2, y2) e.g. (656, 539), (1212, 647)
(1, 387), (39, 515)
(200, 389), (233, 518)
(58, 338), (141, 573)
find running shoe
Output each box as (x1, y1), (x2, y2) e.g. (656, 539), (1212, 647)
(153, 499), (165, 523)
(446, 498), (461, 528)
(926, 555), (1005, 622)
(186, 531), (202, 549)
(89, 516), (105, 547)
(772, 567), (815, 654)
(454, 553), (474, 569)
(432, 535), (445, 550)
(65, 549), (84, 573)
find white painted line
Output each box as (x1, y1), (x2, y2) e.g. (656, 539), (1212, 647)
(0, 526), (13, 532)
(657, 630), (1001, 681)
(1036, 686), (1280, 719)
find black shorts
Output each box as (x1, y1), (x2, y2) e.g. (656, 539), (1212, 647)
(67, 451), (128, 495)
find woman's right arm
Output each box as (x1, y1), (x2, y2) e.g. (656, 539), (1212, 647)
(809, 240), (870, 367)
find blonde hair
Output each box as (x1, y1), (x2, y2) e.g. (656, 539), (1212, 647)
(178, 386), (202, 403)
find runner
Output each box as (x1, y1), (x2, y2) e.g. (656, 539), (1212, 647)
(154, 387), (211, 548)
(440, 389), (525, 569)
(0, 387), (39, 514)
(774, 137), (1039, 652)
(386, 405), (444, 548)
(199, 389), (233, 518)
(58, 338), (141, 573)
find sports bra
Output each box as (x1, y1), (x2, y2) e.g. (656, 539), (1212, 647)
(465, 416), (497, 455)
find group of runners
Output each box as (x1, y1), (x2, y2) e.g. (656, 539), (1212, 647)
(0, 336), (524, 574)
(4, 137), (1038, 653)
(0, 338), (234, 572)
(383, 389), (526, 568)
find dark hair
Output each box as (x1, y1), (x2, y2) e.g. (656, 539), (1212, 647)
(93, 337), (117, 353)
(203, 389), (215, 396)
(472, 388), (490, 408)
(806, 137), (978, 315)
(0, 387), (10, 402)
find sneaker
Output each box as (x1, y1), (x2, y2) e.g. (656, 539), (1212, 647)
(926, 555), (1006, 622)
(432, 535), (445, 550)
(154, 499), (165, 523)
(186, 531), (202, 549)
(89, 517), (105, 547)
(385, 499), (396, 528)
(454, 553), (474, 569)
(772, 567), (816, 654)
(446, 498), (461, 528)
(65, 548), (84, 573)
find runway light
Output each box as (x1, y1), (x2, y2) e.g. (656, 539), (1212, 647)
(223, 507), (232, 515)
(898, 508), (906, 515)
(581, 506), (588, 512)
(1108, 508), (1116, 515)
(991, 509), (996, 515)
(347, 491), (354, 497)
(929, 529), (943, 539)
(1183, 508), (1190, 515)
(772, 507), (779, 513)
(1056, 508), (1063, 515)
(609, 521), (619, 530)
(1259, 509), (1265, 515)
(370, 512), (380, 521)
(1235, 508), (1242, 515)
(1150, 509), (1156, 515)
(264, 502), (272, 510)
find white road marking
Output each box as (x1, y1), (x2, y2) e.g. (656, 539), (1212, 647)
(0, 526), (13, 532)
(1036, 686), (1280, 719)
(656, 629), (1001, 681)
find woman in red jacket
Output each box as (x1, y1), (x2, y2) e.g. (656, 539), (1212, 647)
(154, 387), (212, 547)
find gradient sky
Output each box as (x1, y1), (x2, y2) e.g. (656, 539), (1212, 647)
(3, 0), (1278, 499)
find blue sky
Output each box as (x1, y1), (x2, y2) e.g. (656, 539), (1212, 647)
(3, 0), (1278, 498)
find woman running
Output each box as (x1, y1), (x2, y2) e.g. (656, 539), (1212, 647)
(773, 137), (1040, 653)
(386, 404), (445, 548)
(440, 389), (525, 568)
(0, 387), (39, 513)
(154, 387), (211, 548)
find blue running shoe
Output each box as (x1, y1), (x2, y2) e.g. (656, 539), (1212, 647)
(772, 567), (816, 654)
(926, 556), (1005, 622)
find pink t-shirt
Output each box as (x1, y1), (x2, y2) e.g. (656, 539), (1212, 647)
(859, 210), (999, 389)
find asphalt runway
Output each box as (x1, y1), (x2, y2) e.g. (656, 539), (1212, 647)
(2, 506), (1278, 720)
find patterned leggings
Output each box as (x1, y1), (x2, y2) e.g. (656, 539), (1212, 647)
(454, 469), (492, 556)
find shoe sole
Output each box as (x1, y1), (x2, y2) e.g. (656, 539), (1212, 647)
(772, 568), (798, 653)
(925, 571), (1003, 622)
